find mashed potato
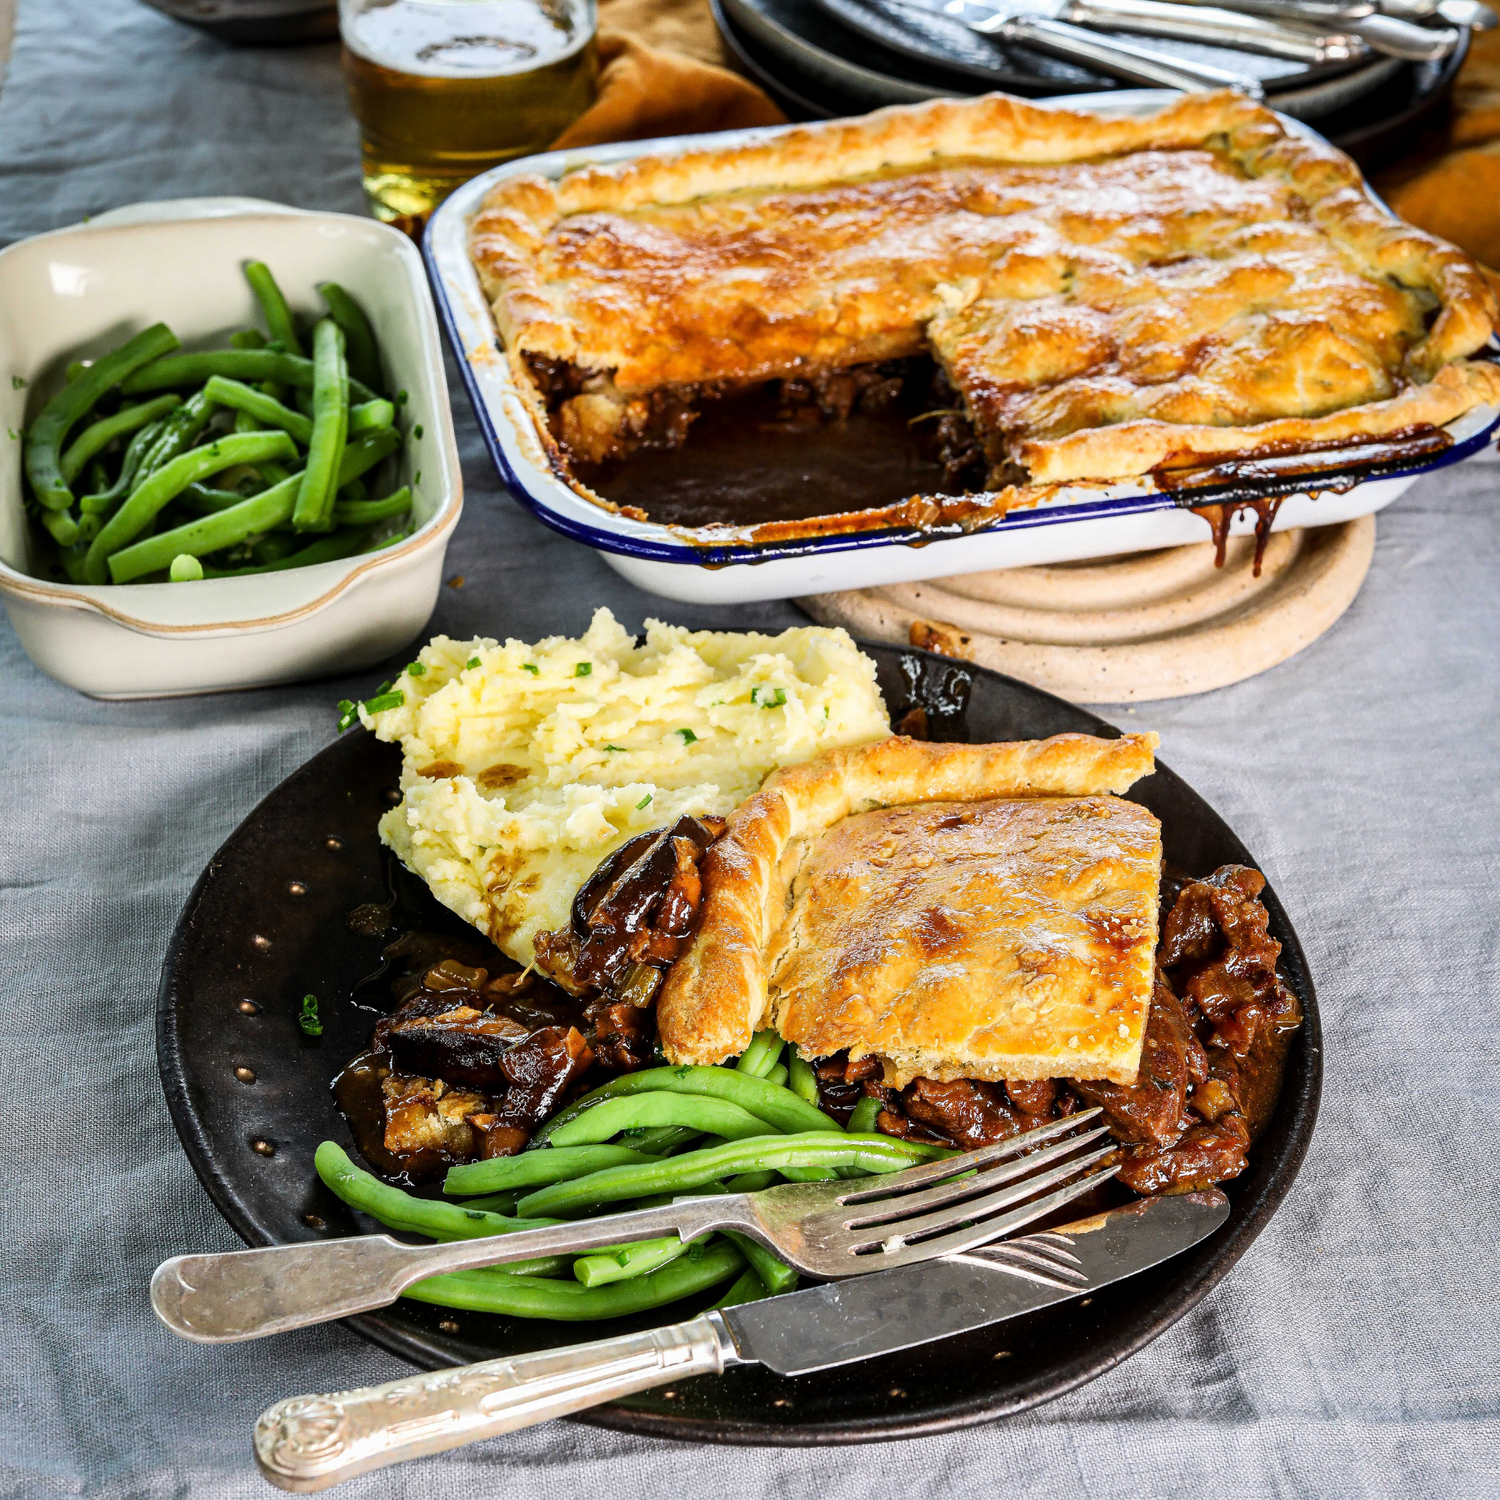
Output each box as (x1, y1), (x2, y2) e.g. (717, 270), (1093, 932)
(364, 609), (889, 963)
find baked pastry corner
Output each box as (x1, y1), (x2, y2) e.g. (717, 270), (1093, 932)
(657, 732), (1161, 1082)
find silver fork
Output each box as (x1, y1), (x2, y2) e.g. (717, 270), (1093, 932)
(151, 1110), (1116, 1345)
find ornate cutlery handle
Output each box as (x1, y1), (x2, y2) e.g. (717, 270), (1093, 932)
(1340, 10), (1458, 53)
(254, 1312), (741, 1492)
(152, 1198), (731, 1344)
(1003, 15), (1268, 94)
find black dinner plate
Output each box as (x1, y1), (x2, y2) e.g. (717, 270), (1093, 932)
(157, 644), (1321, 1443)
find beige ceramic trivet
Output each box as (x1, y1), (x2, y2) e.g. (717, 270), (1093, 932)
(799, 517), (1375, 703)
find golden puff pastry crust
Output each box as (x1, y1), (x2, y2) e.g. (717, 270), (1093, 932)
(655, 732), (1161, 1081)
(469, 91), (1500, 513)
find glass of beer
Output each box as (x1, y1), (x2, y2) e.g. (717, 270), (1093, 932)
(339, 0), (600, 229)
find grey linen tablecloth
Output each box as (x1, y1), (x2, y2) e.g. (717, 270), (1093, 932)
(1, 3), (1496, 1493)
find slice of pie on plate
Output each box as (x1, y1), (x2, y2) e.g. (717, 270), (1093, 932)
(657, 731), (1162, 1084)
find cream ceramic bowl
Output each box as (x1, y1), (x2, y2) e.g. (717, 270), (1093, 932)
(0, 198), (462, 698)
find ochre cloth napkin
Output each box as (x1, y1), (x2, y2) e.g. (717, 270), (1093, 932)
(1374, 29), (1500, 274)
(549, 0), (785, 149)
(555, 0), (1500, 275)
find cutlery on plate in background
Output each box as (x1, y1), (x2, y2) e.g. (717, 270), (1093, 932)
(892, 0), (1271, 93)
(152, 1112), (1117, 1344)
(891, 0), (1367, 60)
(1172, 0), (1463, 54)
(252, 1190), (1231, 1491)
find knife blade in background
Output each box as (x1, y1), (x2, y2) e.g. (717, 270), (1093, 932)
(1170, 0), (1461, 55)
(722, 1188), (1229, 1373)
(254, 1191), (1231, 1491)
(891, 0), (1366, 61)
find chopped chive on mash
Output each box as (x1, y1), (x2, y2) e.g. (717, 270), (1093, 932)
(362, 690), (405, 714)
(636, 793), (652, 810)
(522, 663), (539, 674)
(335, 699), (358, 733)
(466, 656), (482, 669)
(575, 662), (592, 677)
(677, 728), (698, 744)
(751, 685), (788, 708)
(605, 744), (626, 752)
(406, 662), (426, 677)
(298, 994), (323, 1037)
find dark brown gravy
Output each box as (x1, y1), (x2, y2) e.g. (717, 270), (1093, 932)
(574, 380), (964, 529)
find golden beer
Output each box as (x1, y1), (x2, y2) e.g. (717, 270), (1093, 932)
(340, 0), (599, 227)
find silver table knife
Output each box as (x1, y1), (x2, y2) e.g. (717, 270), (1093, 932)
(895, 0), (1366, 59)
(254, 1190), (1229, 1492)
(1171, 0), (1461, 55)
(892, 0), (1270, 92)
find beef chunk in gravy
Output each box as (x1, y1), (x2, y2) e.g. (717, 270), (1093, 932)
(1072, 975), (1208, 1147)
(381, 1074), (492, 1157)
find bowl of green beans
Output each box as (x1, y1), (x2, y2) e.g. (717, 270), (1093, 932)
(0, 196), (461, 698)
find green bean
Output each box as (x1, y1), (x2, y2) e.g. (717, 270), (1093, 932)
(331, 489), (410, 527)
(531, 1065), (834, 1147)
(444, 1144), (650, 1198)
(178, 482), (253, 515)
(83, 430), (296, 583)
(229, 329), (266, 350)
(59, 394), (181, 484)
(107, 471), (301, 582)
(260, 459), (293, 485)
(623, 1126), (702, 1155)
(204, 375), (313, 444)
(713, 1266), (770, 1309)
(404, 1240), (745, 1320)
(292, 319), (348, 532)
(320, 281), (381, 392)
(735, 1030), (785, 1079)
(202, 526), (371, 576)
(348, 398), (394, 435)
(847, 1096), (882, 1134)
(169, 554), (203, 582)
(314, 1141), (569, 1277)
(788, 1046), (821, 1108)
(519, 1132), (949, 1218)
(38, 508), (78, 546)
(341, 475), (368, 502)
(134, 390), (217, 484)
(248, 532), (304, 565)
(244, 261), (303, 357)
(723, 1230), (797, 1295)
(766, 1062), (789, 1088)
(79, 419), (164, 512)
(24, 323), (180, 511)
(119, 349), (378, 403)
(573, 1235), (694, 1287)
(550, 1094), (781, 1148)
(724, 1171), (780, 1193)
(461, 1190), (522, 1215)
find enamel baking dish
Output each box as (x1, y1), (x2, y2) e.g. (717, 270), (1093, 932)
(0, 198), (462, 698)
(424, 93), (1500, 606)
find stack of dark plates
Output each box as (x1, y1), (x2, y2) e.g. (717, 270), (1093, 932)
(711, 0), (1466, 166)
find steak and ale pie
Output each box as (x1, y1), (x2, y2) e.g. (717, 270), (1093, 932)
(469, 90), (1500, 542)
